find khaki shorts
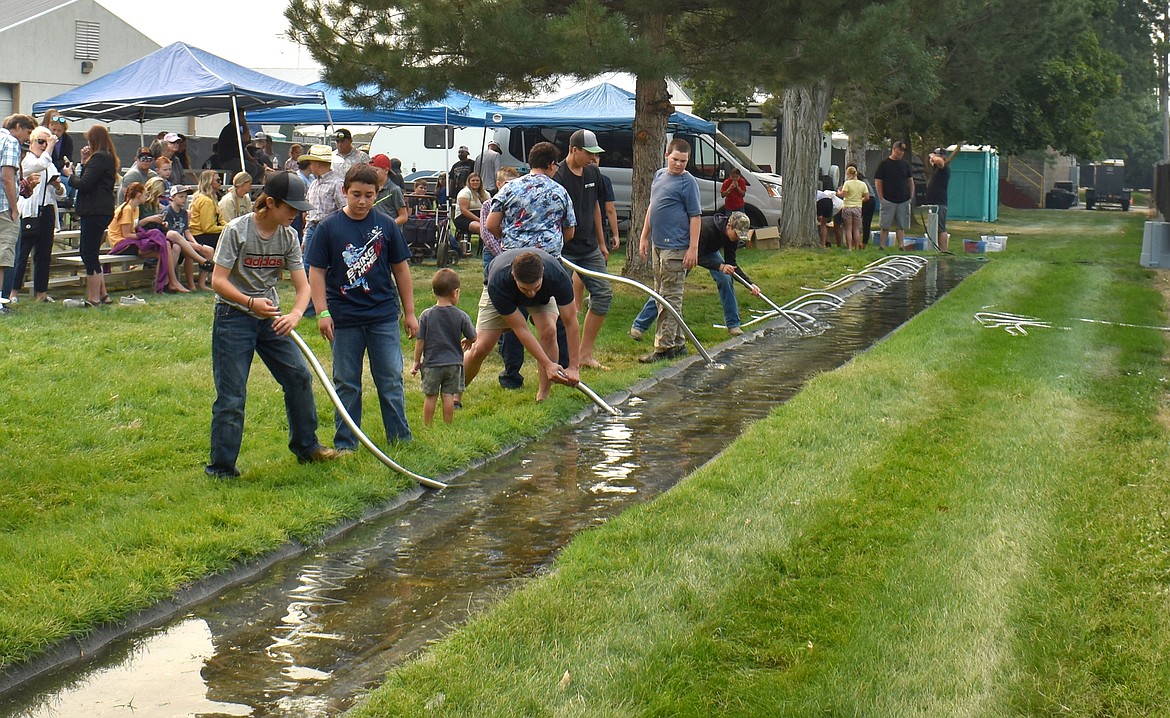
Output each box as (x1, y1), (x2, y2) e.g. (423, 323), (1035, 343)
(474, 285), (559, 331)
(420, 364), (465, 396)
(0, 213), (17, 267)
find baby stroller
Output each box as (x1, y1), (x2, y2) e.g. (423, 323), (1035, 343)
(402, 192), (457, 266)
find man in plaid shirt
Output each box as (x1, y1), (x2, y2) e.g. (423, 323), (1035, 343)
(0, 115), (35, 310)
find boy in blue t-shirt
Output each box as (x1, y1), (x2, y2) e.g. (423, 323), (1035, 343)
(307, 164), (417, 447)
(412, 268), (476, 426)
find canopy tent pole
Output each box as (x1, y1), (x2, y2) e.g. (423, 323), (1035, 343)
(323, 101), (335, 143)
(138, 108), (145, 147)
(231, 94), (246, 173)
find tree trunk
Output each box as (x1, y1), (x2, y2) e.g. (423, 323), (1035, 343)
(623, 17), (671, 281)
(777, 81), (833, 249)
(1161, 12), (1170, 161)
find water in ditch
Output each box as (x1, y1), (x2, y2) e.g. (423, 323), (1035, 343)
(2, 258), (979, 718)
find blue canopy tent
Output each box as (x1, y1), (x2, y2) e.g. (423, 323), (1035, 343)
(248, 82), (506, 127)
(484, 83), (715, 134)
(33, 42), (324, 169)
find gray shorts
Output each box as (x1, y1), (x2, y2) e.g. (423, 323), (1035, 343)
(421, 363), (465, 396)
(475, 285), (558, 331)
(879, 199), (911, 230)
(563, 246), (613, 316)
(0, 213), (17, 267)
(933, 204), (948, 234)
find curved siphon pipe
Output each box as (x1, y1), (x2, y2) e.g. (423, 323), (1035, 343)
(290, 330), (447, 490)
(559, 371), (621, 416)
(560, 256), (713, 364)
(780, 308), (817, 324)
(719, 310), (779, 330)
(785, 298), (843, 314)
(862, 266), (906, 282)
(780, 291), (843, 310)
(812, 273), (888, 291)
(729, 272), (807, 331)
(866, 254), (928, 270)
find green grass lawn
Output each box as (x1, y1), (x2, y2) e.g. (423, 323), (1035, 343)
(345, 209), (1170, 717)
(0, 240), (875, 670)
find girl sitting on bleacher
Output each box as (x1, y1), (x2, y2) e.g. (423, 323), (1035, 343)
(107, 182), (185, 294)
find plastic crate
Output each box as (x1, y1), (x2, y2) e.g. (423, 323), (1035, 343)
(981, 235), (1007, 251)
(963, 239), (987, 254)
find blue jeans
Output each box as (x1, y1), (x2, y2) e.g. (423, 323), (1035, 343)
(331, 320), (412, 449)
(209, 304), (324, 474)
(631, 251), (741, 331)
(301, 223), (317, 317)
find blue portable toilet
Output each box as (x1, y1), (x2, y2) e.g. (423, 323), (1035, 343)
(948, 146), (999, 222)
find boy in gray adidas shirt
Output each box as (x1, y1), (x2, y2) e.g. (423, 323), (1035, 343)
(206, 172), (339, 479)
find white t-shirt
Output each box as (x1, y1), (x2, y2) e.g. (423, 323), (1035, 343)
(457, 186), (485, 212)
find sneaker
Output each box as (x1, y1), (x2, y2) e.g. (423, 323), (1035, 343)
(7, 295), (17, 304)
(38, 296), (55, 303)
(119, 294), (146, 306)
(205, 465), (241, 480)
(62, 298), (94, 308)
(297, 446), (340, 464)
(0, 305), (9, 316)
(628, 327), (644, 341)
(199, 260), (215, 272)
(99, 295), (114, 304)
(638, 346), (687, 363)
(728, 326), (745, 336)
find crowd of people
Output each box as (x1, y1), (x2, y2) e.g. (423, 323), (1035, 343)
(198, 128), (772, 478)
(814, 139), (957, 252)
(0, 113), (828, 477)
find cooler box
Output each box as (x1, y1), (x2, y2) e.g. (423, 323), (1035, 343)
(981, 235), (1007, 252)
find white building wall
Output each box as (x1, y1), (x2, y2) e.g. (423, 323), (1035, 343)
(0, 0), (227, 138)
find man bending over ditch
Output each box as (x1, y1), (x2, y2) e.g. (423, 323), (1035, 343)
(463, 248), (580, 402)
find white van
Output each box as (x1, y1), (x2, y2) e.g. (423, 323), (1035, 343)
(491, 127), (783, 227)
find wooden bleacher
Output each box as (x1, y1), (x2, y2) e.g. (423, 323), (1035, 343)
(44, 229), (155, 291)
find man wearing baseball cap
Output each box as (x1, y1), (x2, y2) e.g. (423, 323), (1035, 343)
(474, 140), (502, 193)
(630, 211), (759, 339)
(119, 147), (157, 203)
(331, 128), (370, 176)
(553, 128), (612, 369)
(251, 131), (276, 171)
(448, 145), (475, 197)
(160, 133), (187, 184)
(874, 140), (914, 249)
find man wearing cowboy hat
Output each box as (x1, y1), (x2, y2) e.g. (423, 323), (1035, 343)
(302, 143), (344, 259)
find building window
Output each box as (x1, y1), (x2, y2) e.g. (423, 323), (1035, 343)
(75, 21), (100, 61)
